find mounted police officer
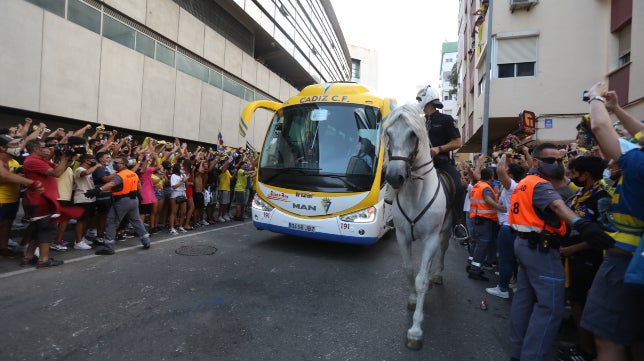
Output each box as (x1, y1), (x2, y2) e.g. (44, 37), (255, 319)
(86, 155), (150, 255)
(416, 85), (466, 237)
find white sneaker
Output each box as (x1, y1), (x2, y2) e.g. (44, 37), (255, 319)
(179, 227), (187, 233)
(218, 216), (226, 223)
(74, 241), (92, 250)
(34, 247), (40, 258)
(201, 220), (209, 226)
(50, 242), (67, 251)
(94, 237), (104, 244)
(486, 285), (510, 299)
(169, 228), (178, 235)
(223, 215), (231, 222)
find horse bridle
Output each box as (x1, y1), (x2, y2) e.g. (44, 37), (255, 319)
(387, 138), (434, 180)
(389, 137), (443, 242)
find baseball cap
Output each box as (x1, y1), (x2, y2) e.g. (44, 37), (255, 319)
(0, 134), (21, 147)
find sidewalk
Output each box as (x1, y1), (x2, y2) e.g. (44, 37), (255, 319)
(1, 204), (248, 275)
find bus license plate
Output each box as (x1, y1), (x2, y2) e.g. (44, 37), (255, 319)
(289, 222), (315, 232)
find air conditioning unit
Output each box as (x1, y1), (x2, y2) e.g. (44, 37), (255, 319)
(510, 0), (538, 12)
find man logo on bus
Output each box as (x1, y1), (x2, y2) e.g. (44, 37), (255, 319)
(321, 198), (332, 213)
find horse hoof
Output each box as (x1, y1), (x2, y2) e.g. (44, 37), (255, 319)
(405, 338), (423, 350)
(407, 301), (416, 311)
(432, 275), (443, 285)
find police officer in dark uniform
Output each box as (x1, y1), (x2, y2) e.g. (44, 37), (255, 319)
(416, 85), (466, 235)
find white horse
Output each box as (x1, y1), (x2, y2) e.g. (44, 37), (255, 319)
(382, 103), (454, 350)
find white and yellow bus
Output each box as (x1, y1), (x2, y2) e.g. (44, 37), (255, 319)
(241, 82), (396, 245)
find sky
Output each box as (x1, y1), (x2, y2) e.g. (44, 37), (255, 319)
(330, 1), (460, 104)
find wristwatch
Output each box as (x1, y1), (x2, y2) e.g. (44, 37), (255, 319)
(588, 95), (606, 104)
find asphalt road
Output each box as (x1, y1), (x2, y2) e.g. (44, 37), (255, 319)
(1, 221), (526, 361)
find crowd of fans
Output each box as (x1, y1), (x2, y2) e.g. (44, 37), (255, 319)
(455, 83), (643, 361)
(0, 118), (257, 266)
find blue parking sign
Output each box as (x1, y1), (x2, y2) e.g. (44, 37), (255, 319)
(544, 118), (553, 129)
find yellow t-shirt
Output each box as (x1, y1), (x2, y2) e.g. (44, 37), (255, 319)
(0, 159), (22, 203)
(218, 170), (232, 191)
(57, 167), (74, 201)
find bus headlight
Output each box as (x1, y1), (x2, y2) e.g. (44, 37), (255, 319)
(252, 195), (274, 211)
(339, 207), (376, 223)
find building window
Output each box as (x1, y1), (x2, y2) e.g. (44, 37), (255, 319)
(496, 36), (537, 78)
(209, 70), (222, 88)
(223, 77), (245, 98)
(103, 16), (135, 49)
(617, 23), (631, 66)
(67, 0), (101, 35)
(24, 0), (65, 17)
(351, 59), (361, 81)
(135, 32), (155, 58)
(177, 52), (209, 82)
(156, 44), (175, 67)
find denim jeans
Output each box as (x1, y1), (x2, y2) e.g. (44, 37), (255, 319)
(470, 218), (499, 272)
(496, 225), (516, 291)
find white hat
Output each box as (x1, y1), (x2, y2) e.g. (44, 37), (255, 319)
(416, 85), (443, 110)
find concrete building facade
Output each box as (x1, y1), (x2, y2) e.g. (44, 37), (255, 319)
(456, 0), (642, 153)
(439, 41), (458, 118)
(348, 44), (379, 93)
(0, 0), (351, 148)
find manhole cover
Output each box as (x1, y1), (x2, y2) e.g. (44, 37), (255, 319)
(175, 245), (218, 256)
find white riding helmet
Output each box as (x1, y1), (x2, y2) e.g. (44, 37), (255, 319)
(416, 85), (443, 110)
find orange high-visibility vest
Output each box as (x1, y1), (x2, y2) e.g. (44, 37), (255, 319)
(112, 169), (139, 196)
(469, 181), (499, 222)
(508, 174), (566, 235)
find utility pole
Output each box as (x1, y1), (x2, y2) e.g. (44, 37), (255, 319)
(481, 0), (493, 155)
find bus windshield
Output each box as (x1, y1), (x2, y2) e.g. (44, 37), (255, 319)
(259, 102), (381, 192)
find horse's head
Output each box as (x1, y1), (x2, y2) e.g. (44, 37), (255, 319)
(382, 104), (431, 189)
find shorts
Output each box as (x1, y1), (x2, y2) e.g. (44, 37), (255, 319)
(171, 190), (185, 199)
(234, 191), (247, 205)
(163, 186), (173, 197)
(59, 200), (73, 208)
(139, 203), (152, 215)
(0, 201), (19, 222)
(568, 251), (602, 304)
(154, 189), (165, 201)
(193, 191), (205, 208)
(218, 190), (230, 205)
(95, 198), (112, 213)
(580, 252), (644, 345)
(75, 202), (96, 221)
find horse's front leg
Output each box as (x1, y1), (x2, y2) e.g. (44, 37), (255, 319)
(430, 218), (452, 285)
(395, 232), (416, 310)
(406, 238), (440, 350)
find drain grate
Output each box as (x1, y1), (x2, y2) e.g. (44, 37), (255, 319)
(175, 245), (218, 256)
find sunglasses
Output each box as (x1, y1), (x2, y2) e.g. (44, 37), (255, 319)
(537, 157), (564, 164)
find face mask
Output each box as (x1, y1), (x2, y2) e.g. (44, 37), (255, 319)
(6, 147), (21, 157)
(602, 168), (612, 183)
(570, 177), (584, 188)
(537, 161), (565, 180)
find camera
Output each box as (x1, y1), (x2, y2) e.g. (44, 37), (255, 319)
(582, 90), (590, 102)
(46, 136), (87, 157)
